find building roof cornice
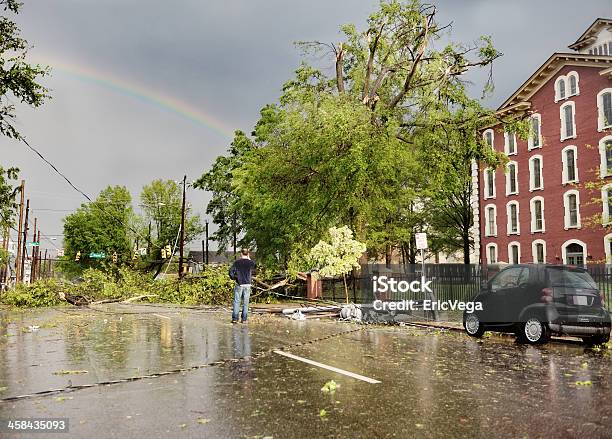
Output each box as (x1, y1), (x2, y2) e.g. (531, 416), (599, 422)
(498, 53), (612, 111)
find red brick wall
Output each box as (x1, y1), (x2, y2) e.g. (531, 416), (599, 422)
(479, 64), (612, 264)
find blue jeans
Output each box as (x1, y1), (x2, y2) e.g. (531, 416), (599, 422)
(232, 284), (251, 322)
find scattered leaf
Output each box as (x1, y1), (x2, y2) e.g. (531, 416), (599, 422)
(575, 380), (593, 386)
(319, 409), (327, 418)
(321, 380), (339, 394)
(54, 396), (73, 402)
(53, 370), (88, 375)
(196, 418), (210, 425)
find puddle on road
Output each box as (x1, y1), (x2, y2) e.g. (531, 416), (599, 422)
(0, 305), (345, 399)
(1, 307), (611, 438)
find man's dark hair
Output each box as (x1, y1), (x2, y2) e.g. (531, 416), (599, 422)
(240, 248), (249, 256)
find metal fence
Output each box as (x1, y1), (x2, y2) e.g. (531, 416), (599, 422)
(311, 263), (612, 309)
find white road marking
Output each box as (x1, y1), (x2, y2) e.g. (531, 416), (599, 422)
(273, 350), (381, 384)
(153, 314), (171, 320)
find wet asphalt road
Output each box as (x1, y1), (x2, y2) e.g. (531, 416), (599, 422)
(0, 305), (611, 438)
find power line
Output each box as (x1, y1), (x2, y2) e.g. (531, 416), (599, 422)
(21, 138), (92, 201)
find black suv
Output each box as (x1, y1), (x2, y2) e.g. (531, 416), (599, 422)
(463, 264), (611, 345)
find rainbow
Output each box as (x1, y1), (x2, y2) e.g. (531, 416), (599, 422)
(36, 57), (236, 140)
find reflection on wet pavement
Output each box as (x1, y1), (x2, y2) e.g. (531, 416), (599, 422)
(1, 305), (611, 438)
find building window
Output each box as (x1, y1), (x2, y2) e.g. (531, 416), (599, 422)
(483, 129), (494, 149)
(560, 102), (576, 141)
(597, 89), (612, 132)
(602, 183), (612, 224)
(561, 239), (587, 266)
(528, 114), (542, 150)
(555, 77), (566, 102)
(504, 131), (517, 155)
(532, 240), (546, 264)
(561, 145), (578, 184)
(506, 162), (518, 195)
(486, 243), (498, 265)
(567, 71), (579, 97)
(530, 196), (545, 233)
(563, 189), (581, 229)
(484, 168), (496, 199)
(598, 136), (612, 178)
(506, 201), (520, 235)
(528, 155), (543, 191)
(508, 242), (521, 264)
(485, 204), (497, 237)
(604, 233), (612, 264)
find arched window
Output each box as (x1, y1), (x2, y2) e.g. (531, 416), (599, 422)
(529, 155), (543, 191)
(483, 129), (494, 149)
(484, 204), (497, 237)
(598, 136), (612, 178)
(602, 183), (612, 224)
(530, 196), (545, 233)
(508, 242), (521, 264)
(561, 145), (578, 184)
(556, 77), (566, 101)
(561, 239), (587, 266)
(506, 161), (518, 195)
(506, 201), (520, 235)
(484, 168), (496, 199)
(486, 243), (498, 265)
(504, 131), (517, 155)
(528, 114), (542, 150)
(598, 89), (612, 131)
(532, 240), (546, 264)
(560, 102), (576, 141)
(604, 233), (612, 264)
(563, 189), (581, 229)
(567, 72), (579, 97)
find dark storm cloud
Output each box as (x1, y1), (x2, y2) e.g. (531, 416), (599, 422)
(1, 0), (610, 252)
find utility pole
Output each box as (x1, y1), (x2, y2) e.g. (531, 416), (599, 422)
(15, 180), (25, 284)
(35, 230), (41, 281)
(205, 219), (209, 265)
(20, 199), (29, 283)
(147, 222), (151, 256)
(43, 249), (48, 280)
(1, 225), (8, 288)
(232, 213), (237, 259)
(178, 175), (187, 279)
(31, 218), (37, 283)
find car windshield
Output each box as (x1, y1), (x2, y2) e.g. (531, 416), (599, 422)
(547, 268), (596, 289)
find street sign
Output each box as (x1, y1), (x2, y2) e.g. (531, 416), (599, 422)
(89, 252), (106, 259)
(27, 241), (40, 247)
(415, 233), (428, 250)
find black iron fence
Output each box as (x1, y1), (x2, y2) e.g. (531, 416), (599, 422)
(310, 263), (612, 310)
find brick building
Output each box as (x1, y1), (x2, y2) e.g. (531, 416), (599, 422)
(478, 18), (612, 266)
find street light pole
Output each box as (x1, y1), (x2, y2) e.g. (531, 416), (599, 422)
(205, 219), (209, 266)
(178, 175), (187, 279)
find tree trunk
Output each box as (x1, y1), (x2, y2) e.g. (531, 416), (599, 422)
(343, 273), (349, 304)
(463, 231), (470, 265)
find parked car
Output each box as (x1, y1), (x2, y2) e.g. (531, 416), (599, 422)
(463, 264), (611, 345)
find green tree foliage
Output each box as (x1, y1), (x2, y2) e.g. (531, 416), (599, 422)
(61, 186), (133, 273)
(198, 0), (512, 268)
(0, 0), (49, 140)
(139, 179), (204, 260)
(0, 166), (19, 265)
(306, 226), (366, 303)
(193, 131), (254, 253)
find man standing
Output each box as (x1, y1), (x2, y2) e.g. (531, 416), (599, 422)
(229, 248), (256, 323)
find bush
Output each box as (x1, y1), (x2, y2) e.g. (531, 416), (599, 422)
(1, 265), (236, 308)
(1, 279), (66, 307)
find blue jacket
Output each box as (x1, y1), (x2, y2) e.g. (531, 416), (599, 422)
(229, 258), (256, 285)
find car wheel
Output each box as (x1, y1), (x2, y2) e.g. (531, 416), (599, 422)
(582, 334), (610, 346)
(464, 313), (485, 338)
(519, 317), (550, 344)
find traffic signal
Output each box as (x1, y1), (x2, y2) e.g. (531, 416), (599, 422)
(75, 251), (81, 262)
(112, 252), (118, 263)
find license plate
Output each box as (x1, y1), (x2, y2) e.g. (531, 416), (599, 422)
(573, 296), (588, 306)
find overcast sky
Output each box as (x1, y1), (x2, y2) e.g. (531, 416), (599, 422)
(1, 0), (610, 254)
